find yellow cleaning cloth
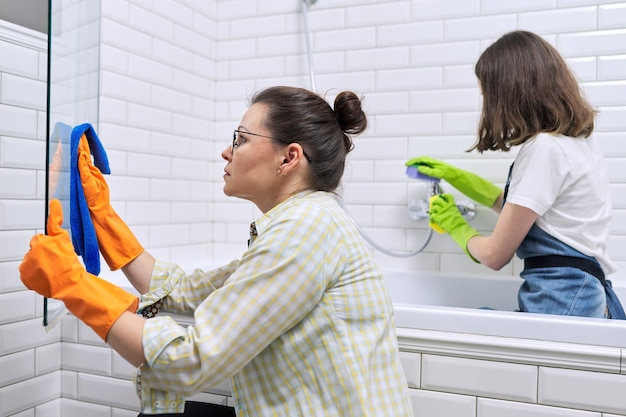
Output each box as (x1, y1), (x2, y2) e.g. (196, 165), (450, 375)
(429, 195), (445, 234)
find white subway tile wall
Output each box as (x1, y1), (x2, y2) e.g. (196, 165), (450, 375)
(2, 0), (626, 415)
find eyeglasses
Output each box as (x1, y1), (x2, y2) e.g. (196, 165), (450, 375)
(232, 129), (312, 162)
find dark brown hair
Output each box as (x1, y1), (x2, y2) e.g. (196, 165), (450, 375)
(471, 30), (596, 153)
(251, 86), (367, 192)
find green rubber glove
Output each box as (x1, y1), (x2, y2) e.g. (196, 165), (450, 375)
(430, 193), (480, 262)
(405, 156), (501, 207)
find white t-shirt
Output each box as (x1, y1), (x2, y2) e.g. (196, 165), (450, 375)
(506, 132), (616, 274)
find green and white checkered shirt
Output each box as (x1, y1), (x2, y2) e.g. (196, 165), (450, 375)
(135, 191), (413, 416)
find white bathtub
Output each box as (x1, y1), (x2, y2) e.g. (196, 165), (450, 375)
(102, 264), (626, 348)
(385, 269), (626, 348)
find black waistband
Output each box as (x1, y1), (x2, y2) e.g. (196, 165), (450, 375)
(524, 255), (605, 285)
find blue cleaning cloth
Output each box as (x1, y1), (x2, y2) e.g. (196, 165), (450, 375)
(70, 123), (110, 276)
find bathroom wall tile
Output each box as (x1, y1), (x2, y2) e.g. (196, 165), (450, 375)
(378, 21), (443, 47)
(0, 199), (44, 230)
(355, 137), (407, 160)
(409, 388), (476, 417)
(377, 67), (443, 92)
(129, 4), (175, 41)
(0, 230), (37, 263)
(224, 221), (249, 245)
(228, 55), (286, 81)
(0, 104), (38, 138)
(0, 40), (39, 78)
(112, 350), (136, 380)
(567, 57), (597, 82)
(422, 354), (537, 402)
(558, 31), (626, 58)
(126, 201), (170, 225)
(399, 351), (421, 388)
(559, 0), (624, 6)
(101, 0), (130, 27)
(187, 227), (213, 248)
(444, 14), (518, 41)
(0, 291), (36, 325)
(0, 137), (45, 171)
(62, 343), (112, 376)
(101, 19), (152, 57)
(0, 350), (34, 386)
(0, 261), (22, 293)
(1, 74), (46, 110)
(539, 367), (626, 414)
(256, 33), (303, 59)
(478, 397), (601, 417)
(153, 39), (195, 73)
(0, 318), (61, 355)
(154, 0), (194, 27)
(35, 399), (61, 417)
(444, 64), (478, 87)
(300, 7), (346, 35)
(126, 152), (172, 179)
(598, 55), (626, 80)
(230, 14), (287, 40)
(343, 182), (406, 205)
(152, 85), (193, 115)
(113, 407), (142, 417)
(36, 343), (61, 376)
(316, 27), (377, 53)
(61, 370), (77, 399)
(596, 106), (626, 132)
(374, 113), (442, 137)
(61, 316), (78, 343)
(347, 46), (410, 72)
(151, 224), (191, 247)
(363, 91), (409, 115)
(518, 7), (598, 34)
(409, 88), (480, 112)
(129, 56), (174, 91)
(0, 371), (60, 416)
(171, 202), (210, 223)
(9, 407), (34, 417)
(355, 224), (410, 252)
(77, 321), (108, 347)
(348, 2), (411, 27)
(410, 41), (480, 67)
(77, 373), (140, 411)
(599, 4), (626, 29)
(61, 398), (112, 417)
(99, 97), (129, 125)
(481, 0), (556, 14)
(598, 55), (626, 81)
(410, 0), (480, 21)
(585, 81), (626, 106)
(101, 71), (152, 105)
(172, 113), (211, 141)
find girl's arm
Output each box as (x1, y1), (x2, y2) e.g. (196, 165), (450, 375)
(467, 202), (537, 270)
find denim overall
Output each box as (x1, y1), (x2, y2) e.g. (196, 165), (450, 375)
(505, 164), (625, 319)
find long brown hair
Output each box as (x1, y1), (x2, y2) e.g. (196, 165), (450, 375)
(471, 30), (596, 153)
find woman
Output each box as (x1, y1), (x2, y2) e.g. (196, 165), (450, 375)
(407, 31), (624, 319)
(20, 86), (414, 416)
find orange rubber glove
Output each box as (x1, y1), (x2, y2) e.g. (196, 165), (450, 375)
(429, 193), (481, 262)
(20, 199), (139, 340)
(77, 138), (144, 270)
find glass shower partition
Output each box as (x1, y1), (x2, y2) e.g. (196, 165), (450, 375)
(45, 0), (101, 329)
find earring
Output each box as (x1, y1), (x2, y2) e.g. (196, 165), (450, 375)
(277, 168), (282, 174)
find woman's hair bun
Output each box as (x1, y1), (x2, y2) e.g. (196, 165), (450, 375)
(334, 91), (367, 136)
